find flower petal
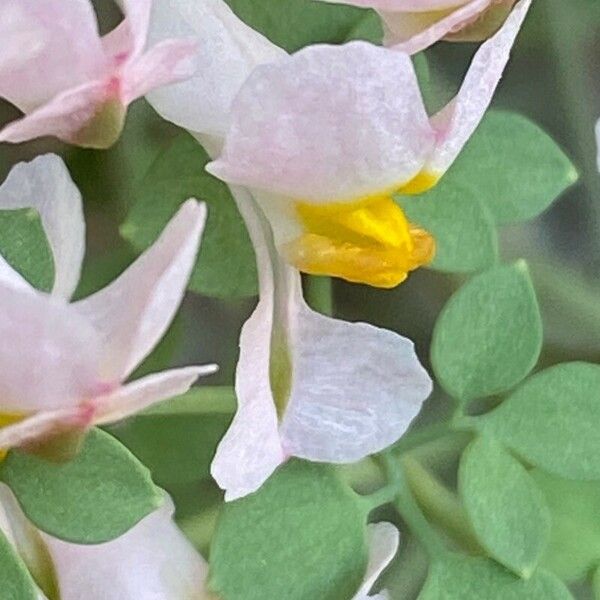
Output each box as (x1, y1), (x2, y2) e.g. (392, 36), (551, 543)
(73, 200), (206, 382)
(427, 0), (531, 175)
(207, 41), (435, 202)
(0, 285), (101, 413)
(353, 523), (400, 600)
(318, 0), (469, 9)
(120, 38), (198, 105)
(41, 496), (210, 600)
(146, 0), (285, 137)
(383, 0), (492, 53)
(0, 155), (85, 299)
(117, 0), (152, 59)
(93, 366), (218, 426)
(0, 0), (107, 112)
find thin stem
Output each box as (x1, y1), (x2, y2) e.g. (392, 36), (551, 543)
(305, 275), (334, 316)
(362, 483), (399, 511)
(381, 452), (447, 559)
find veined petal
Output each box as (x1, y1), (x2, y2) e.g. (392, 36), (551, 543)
(120, 38), (198, 105)
(352, 523), (400, 600)
(0, 285), (101, 413)
(427, 0), (531, 175)
(41, 497), (210, 600)
(146, 0), (285, 138)
(207, 41), (435, 202)
(0, 155), (85, 300)
(93, 366), (217, 426)
(0, 80), (125, 150)
(73, 200), (206, 382)
(0, 0), (107, 112)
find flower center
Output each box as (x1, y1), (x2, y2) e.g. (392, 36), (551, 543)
(283, 183), (436, 289)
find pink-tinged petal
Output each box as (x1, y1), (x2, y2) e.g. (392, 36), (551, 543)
(207, 42), (435, 202)
(427, 0), (531, 175)
(120, 39), (198, 105)
(353, 523), (400, 600)
(42, 497), (210, 600)
(0, 407), (93, 451)
(74, 200), (206, 382)
(93, 366), (217, 426)
(0, 80), (125, 149)
(0, 286), (101, 413)
(384, 0), (492, 53)
(146, 0), (286, 138)
(0, 155), (85, 299)
(117, 0), (153, 59)
(0, 255), (31, 292)
(317, 0), (469, 9)
(0, 0), (107, 112)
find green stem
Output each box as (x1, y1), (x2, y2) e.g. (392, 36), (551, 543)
(382, 453), (446, 559)
(362, 483), (399, 510)
(305, 275), (334, 316)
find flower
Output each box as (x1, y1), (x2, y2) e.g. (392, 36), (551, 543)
(0, 154), (216, 456)
(353, 523), (399, 599)
(318, 0), (519, 54)
(206, 0), (531, 289)
(0, 484), (211, 599)
(0, 0), (197, 148)
(147, 0), (432, 501)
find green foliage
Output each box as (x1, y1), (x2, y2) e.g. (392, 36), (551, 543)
(0, 429), (162, 544)
(209, 460), (369, 600)
(431, 262), (542, 402)
(459, 437), (550, 577)
(0, 529), (39, 600)
(122, 133), (258, 298)
(418, 555), (572, 599)
(0, 208), (54, 292)
(480, 362), (600, 480)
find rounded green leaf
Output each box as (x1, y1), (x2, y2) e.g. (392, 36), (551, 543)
(0, 429), (162, 544)
(448, 110), (578, 224)
(398, 184), (498, 274)
(459, 437), (550, 577)
(481, 362), (600, 480)
(418, 555), (572, 599)
(209, 460), (368, 600)
(121, 133), (257, 298)
(531, 469), (600, 582)
(0, 529), (39, 600)
(431, 262), (542, 402)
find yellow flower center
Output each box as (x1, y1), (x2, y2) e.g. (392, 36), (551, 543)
(283, 175), (437, 289)
(0, 412), (26, 461)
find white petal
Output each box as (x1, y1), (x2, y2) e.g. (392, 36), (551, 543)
(281, 303), (432, 463)
(0, 285), (101, 413)
(427, 0), (531, 174)
(41, 496), (210, 600)
(207, 41), (435, 202)
(0, 0), (107, 112)
(0, 254), (31, 292)
(74, 200), (206, 382)
(0, 155), (85, 299)
(146, 0), (285, 137)
(93, 366), (217, 426)
(317, 0), (469, 9)
(353, 523), (400, 600)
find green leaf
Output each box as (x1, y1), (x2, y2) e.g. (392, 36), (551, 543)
(531, 469), (600, 582)
(459, 437), (550, 577)
(480, 362), (600, 480)
(0, 208), (54, 292)
(431, 262), (542, 402)
(121, 133), (257, 298)
(226, 0), (381, 52)
(0, 529), (39, 600)
(0, 429), (162, 544)
(398, 183), (498, 273)
(209, 460), (369, 600)
(418, 555), (572, 599)
(447, 110), (577, 225)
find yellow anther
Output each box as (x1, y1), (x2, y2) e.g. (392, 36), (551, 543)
(397, 171), (440, 195)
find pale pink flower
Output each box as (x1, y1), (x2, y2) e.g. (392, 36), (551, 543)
(147, 0), (433, 501)
(0, 0), (197, 148)
(0, 484), (211, 599)
(0, 154), (216, 455)
(318, 0), (519, 54)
